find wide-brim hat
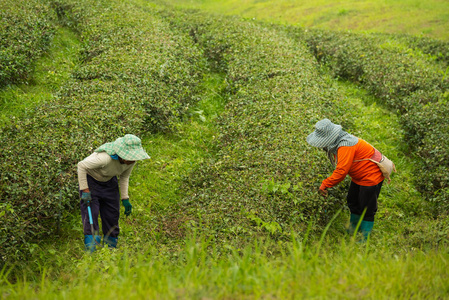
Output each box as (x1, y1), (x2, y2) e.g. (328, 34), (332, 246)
(113, 134), (150, 161)
(306, 119), (342, 148)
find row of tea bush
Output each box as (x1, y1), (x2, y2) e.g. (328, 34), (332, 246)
(287, 28), (449, 212)
(0, 0), (56, 87)
(0, 0), (206, 262)
(157, 9), (353, 245)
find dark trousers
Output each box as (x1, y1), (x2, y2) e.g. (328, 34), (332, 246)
(346, 180), (383, 222)
(80, 175), (120, 238)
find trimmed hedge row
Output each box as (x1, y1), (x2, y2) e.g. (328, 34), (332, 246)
(159, 9), (353, 243)
(0, 0), (206, 262)
(58, 0), (206, 132)
(0, 0), (56, 87)
(287, 28), (449, 210)
(391, 34), (449, 67)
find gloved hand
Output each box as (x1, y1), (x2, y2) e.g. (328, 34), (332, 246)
(121, 199), (132, 216)
(81, 191), (92, 205)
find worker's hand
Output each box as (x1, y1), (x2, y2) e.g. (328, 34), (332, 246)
(319, 188), (328, 197)
(121, 199), (132, 216)
(81, 191), (92, 205)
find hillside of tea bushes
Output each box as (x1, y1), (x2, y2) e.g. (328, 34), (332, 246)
(1, 0), (448, 265)
(1, 0), (206, 261)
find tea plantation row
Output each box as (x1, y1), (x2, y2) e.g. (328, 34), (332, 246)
(285, 28), (449, 211)
(0, 0), (206, 262)
(0, 0), (56, 87)
(156, 9), (353, 244)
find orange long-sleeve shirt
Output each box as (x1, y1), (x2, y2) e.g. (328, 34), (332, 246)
(320, 139), (384, 190)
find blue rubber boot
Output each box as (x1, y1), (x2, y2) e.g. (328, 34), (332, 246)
(360, 220), (374, 241)
(346, 213), (361, 235)
(104, 236), (118, 249)
(84, 235), (101, 252)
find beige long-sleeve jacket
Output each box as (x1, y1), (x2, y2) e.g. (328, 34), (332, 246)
(77, 152), (135, 199)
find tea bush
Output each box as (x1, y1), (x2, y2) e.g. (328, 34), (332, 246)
(57, 0), (206, 132)
(391, 34), (449, 67)
(0, 0), (206, 262)
(287, 28), (449, 210)
(157, 9), (353, 245)
(402, 98), (449, 211)
(294, 29), (448, 104)
(0, 0), (56, 87)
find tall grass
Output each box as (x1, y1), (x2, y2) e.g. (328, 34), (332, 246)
(2, 233), (448, 299)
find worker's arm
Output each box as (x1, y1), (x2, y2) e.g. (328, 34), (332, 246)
(320, 146), (356, 191)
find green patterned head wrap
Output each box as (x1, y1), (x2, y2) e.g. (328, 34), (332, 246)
(95, 134), (150, 161)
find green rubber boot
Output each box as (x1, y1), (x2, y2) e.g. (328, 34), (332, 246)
(346, 213), (361, 235)
(104, 236), (118, 249)
(360, 220), (374, 241)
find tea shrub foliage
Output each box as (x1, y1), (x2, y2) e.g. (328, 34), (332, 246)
(2, 0), (448, 262)
(0, 0), (57, 87)
(156, 9), (352, 244)
(0, 0), (206, 262)
(286, 27), (449, 211)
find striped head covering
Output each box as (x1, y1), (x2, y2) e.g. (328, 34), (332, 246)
(307, 119), (358, 155)
(95, 134), (150, 161)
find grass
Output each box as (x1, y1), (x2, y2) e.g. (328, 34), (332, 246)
(0, 26), (80, 127)
(165, 0), (449, 40)
(2, 234), (449, 299)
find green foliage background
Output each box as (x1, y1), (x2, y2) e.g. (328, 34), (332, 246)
(1, 0), (449, 298)
(0, 0), (56, 87)
(1, 0), (206, 261)
(163, 0), (449, 41)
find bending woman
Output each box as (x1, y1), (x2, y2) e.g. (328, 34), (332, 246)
(307, 119), (384, 240)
